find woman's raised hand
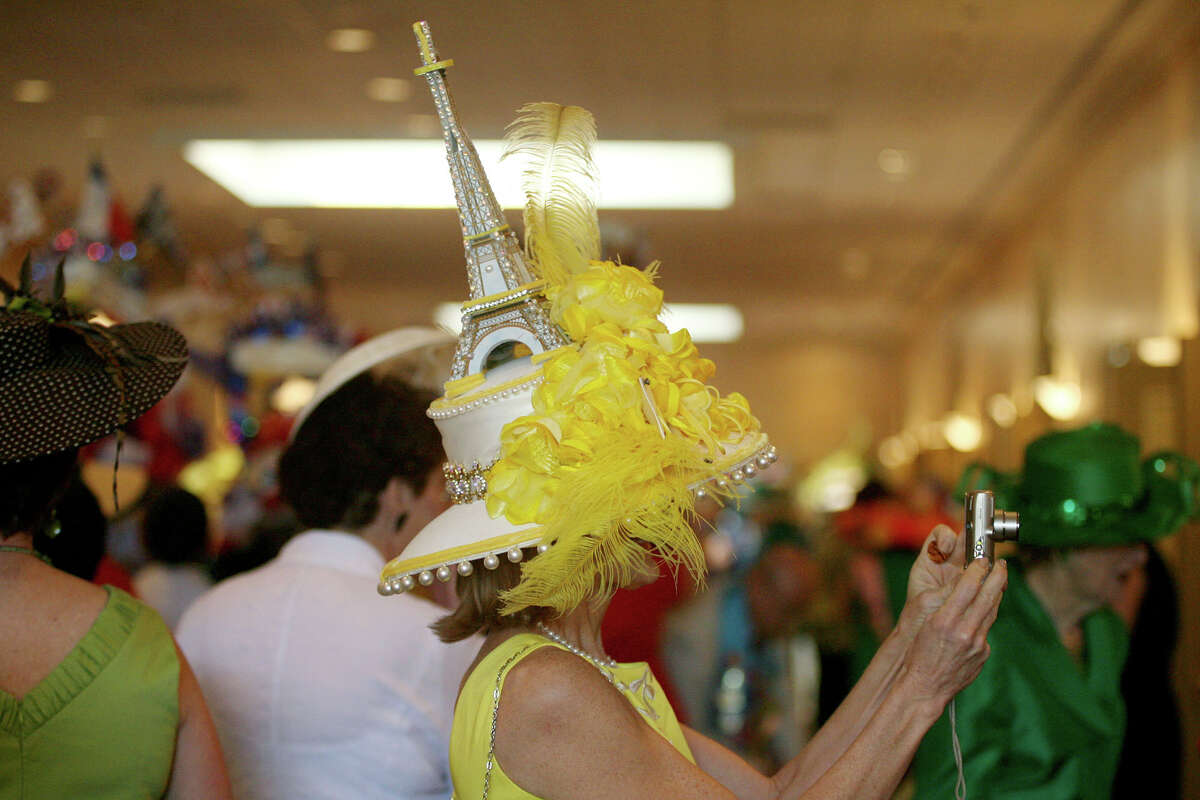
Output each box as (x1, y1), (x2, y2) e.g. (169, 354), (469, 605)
(896, 524), (964, 641)
(899, 551), (1007, 706)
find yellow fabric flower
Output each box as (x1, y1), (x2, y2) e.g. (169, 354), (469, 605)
(489, 260), (763, 614)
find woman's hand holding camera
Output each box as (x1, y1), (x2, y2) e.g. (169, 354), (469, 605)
(897, 524), (1007, 707)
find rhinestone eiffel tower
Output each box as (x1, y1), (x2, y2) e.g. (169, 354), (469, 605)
(412, 21), (567, 380)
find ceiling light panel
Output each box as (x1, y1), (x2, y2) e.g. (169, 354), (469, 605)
(13, 79), (53, 103)
(184, 139), (734, 209)
(326, 28), (375, 53)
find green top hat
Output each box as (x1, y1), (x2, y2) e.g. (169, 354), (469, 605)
(959, 422), (1199, 548)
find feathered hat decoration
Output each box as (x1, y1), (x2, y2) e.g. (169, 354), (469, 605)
(380, 23), (773, 614)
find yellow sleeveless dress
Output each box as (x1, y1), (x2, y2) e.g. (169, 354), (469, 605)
(449, 632), (694, 799)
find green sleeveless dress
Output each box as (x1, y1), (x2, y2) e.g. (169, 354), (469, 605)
(0, 586), (180, 799)
(450, 632), (694, 799)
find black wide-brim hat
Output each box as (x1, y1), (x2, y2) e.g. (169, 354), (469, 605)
(0, 309), (188, 464)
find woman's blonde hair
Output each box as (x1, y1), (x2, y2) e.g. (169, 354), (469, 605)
(432, 547), (553, 642)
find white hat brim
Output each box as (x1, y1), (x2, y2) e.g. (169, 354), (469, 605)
(289, 326), (455, 440)
(381, 500), (540, 581)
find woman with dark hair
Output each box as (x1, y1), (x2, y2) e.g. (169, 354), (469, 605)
(176, 327), (477, 800)
(0, 267), (230, 798)
(134, 486), (214, 630)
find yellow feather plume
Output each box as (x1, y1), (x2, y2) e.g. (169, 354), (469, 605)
(502, 102), (600, 287)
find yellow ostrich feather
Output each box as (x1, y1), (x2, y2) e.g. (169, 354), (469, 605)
(502, 102), (600, 287)
(484, 106), (765, 616)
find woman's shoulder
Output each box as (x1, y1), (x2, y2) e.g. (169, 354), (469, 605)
(461, 632), (618, 725)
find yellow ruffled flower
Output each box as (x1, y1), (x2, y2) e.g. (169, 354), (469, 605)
(488, 259), (764, 613)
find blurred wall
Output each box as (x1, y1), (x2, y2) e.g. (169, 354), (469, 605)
(709, 339), (902, 470)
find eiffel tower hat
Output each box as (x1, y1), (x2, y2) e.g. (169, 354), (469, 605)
(379, 22), (774, 614)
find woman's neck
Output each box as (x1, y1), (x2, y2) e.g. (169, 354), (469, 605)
(539, 597), (613, 663)
(1026, 561), (1100, 648)
(0, 532), (44, 577)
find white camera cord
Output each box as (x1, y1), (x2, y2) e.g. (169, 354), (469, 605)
(950, 696), (966, 799)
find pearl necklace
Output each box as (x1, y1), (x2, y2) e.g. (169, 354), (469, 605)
(535, 622), (618, 671)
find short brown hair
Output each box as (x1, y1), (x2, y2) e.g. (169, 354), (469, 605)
(279, 374), (441, 531)
(432, 547), (553, 642)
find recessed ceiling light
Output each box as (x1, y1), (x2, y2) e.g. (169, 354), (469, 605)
(1137, 336), (1181, 367)
(326, 28), (375, 53)
(986, 393), (1017, 428)
(1033, 376), (1082, 421)
(366, 77), (410, 103)
(184, 139), (735, 209)
(877, 147), (913, 180)
(943, 412), (983, 452)
(13, 79), (53, 103)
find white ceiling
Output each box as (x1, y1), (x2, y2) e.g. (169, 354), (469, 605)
(0, 0), (1181, 346)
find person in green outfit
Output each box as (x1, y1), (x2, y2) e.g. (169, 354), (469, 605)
(914, 422), (1198, 800)
(0, 262), (231, 799)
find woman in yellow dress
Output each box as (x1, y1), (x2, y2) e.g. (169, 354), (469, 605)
(377, 22), (1007, 800)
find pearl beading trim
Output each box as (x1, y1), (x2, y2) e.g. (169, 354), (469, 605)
(693, 442), (778, 499)
(376, 441), (779, 596)
(426, 374), (544, 420)
(461, 281), (546, 316)
(377, 540), (549, 596)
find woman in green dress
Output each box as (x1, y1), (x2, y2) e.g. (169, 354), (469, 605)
(0, 266), (231, 799)
(914, 422), (1198, 799)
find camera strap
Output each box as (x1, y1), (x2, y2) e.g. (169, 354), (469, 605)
(950, 695), (966, 799)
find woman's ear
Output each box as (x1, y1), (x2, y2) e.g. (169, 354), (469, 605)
(380, 477), (417, 522)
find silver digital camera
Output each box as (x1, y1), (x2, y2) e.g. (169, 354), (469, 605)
(964, 490), (1019, 565)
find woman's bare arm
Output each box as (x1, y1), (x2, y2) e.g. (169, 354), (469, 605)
(166, 643), (233, 800)
(495, 553), (1003, 800)
(680, 539), (1004, 800)
(772, 524), (961, 792)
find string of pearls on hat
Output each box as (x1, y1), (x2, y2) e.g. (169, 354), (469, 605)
(426, 374), (544, 420)
(377, 442), (778, 596)
(694, 443), (778, 500)
(377, 540), (550, 595)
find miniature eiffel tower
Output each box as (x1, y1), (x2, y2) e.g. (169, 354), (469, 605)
(412, 21), (567, 380)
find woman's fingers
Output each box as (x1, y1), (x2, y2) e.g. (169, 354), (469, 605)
(961, 559), (1007, 633)
(935, 524), (962, 566)
(935, 557), (992, 620)
(920, 524), (961, 567)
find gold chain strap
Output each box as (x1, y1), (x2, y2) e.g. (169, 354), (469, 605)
(480, 643), (538, 800)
